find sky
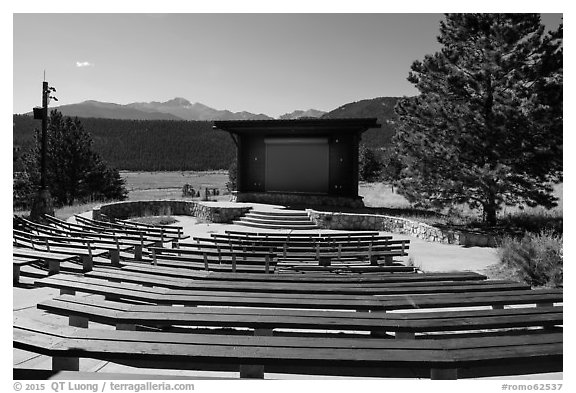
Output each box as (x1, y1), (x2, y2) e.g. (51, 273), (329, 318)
(13, 13), (563, 117)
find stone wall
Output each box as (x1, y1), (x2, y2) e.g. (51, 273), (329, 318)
(93, 200), (251, 224)
(232, 191), (364, 208)
(306, 209), (497, 247)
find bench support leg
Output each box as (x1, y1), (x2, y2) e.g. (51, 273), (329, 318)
(81, 255), (93, 273)
(319, 256), (331, 267)
(384, 256), (393, 266)
(48, 260), (60, 275)
(239, 328), (272, 379)
(492, 304), (504, 310)
(69, 315), (89, 328)
(254, 329), (273, 337)
(116, 323), (136, 331)
(370, 330), (390, 338)
(395, 332), (415, 340)
(537, 302), (554, 308)
(53, 356), (79, 371)
(110, 249), (120, 267)
(60, 289), (75, 296)
(13, 266), (20, 285)
(239, 365), (264, 379)
(134, 245), (143, 261)
(370, 255), (379, 266)
(430, 368), (458, 380)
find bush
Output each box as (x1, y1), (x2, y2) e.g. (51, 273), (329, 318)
(226, 161), (237, 193)
(13, 172), (34, 210)
(498, 231), (563, 288)
(499, 210), (563, 236)
(182, 184), (195, 197)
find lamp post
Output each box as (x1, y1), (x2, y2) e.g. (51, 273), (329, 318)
(30, 80), (57, 221)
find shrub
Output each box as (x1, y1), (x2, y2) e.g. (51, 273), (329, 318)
(182, 184), (195, 197)
(498, 231), (563, 288)
(13, 172), (34, 210)
(226, 161), (237, 193)
(499, 210), (563, 236)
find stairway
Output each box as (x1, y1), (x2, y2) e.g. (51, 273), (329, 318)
(233, 210), (318, 230)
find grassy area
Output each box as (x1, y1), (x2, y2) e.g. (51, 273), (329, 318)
(359, 182), (412, 209)
(16, 171), (562, 235)
(360, 181), (563, 235)
(122, 170), (229, 201)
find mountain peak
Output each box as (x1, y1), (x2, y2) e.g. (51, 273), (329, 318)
(163, 97), (192, 107)
(278, 109), (326, 120)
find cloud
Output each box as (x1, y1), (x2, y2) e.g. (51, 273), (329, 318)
(76, 61), (94, 67)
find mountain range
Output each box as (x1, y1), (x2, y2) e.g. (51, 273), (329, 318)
(21, 96), (401, 123)
(14, 96), (403, 171)
(23, 97), (330, 121)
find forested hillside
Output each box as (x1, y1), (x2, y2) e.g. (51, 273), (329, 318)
(323, 97), (400, 148)
(13, 115), (235, 171)
(14, 98), (401, 172)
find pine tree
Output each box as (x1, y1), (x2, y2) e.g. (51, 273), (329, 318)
(22, 110), (127, 206)
(359, 145), (383, 182)
(394, 14), (562, 226)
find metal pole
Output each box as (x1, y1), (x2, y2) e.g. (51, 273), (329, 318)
(30, 80), (55, 221)
(40, 81), (48, 190)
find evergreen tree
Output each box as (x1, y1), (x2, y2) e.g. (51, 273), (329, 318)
(359, 145), (383, 182)
(22, 110), (127, 206)
(394, 14), (562, 225)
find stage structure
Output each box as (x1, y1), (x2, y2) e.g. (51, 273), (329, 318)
(214, 118), (380, 208)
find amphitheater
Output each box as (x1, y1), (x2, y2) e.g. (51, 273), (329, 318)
(13, 198), (563, 381)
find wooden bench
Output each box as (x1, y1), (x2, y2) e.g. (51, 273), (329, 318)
(13, 369), (223, 380)
(115, 218), (185, 238)
(14, 229), (133, 267)
(13, 316), (563, 379)
(13, 234), (109, 272)
(84, 266), (528, 294)
(22, 218), (159, 261)
(209, 233), (395, 248)
(196, 236), (410, 266)
(38, 294), (563, 339)
(171, 242), (407, 272)
(225, 230), (381, 240)
(149, 246), (276, 273)
(13, 247), (78, 275)
(119, 261), (486, 283)
(72, 215), (170, 245)
(75, 215), (189, 242)
(35, 274), (563, 312)
(176, 241), (278, 261)
(13, 256), (40, 284)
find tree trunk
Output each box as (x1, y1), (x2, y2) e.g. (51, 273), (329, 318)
(484, 202), (497, 227)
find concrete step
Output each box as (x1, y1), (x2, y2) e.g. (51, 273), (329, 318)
(249, 210), (310, 218)
(246, 212), (311, 221)
(233, 220), (319, 230)
(239, 217), (317, 226)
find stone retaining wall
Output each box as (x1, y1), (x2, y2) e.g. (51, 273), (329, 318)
(232, 191), (364, 209)
(306, 209), (497, 247)
(93, 200), (251, 224)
